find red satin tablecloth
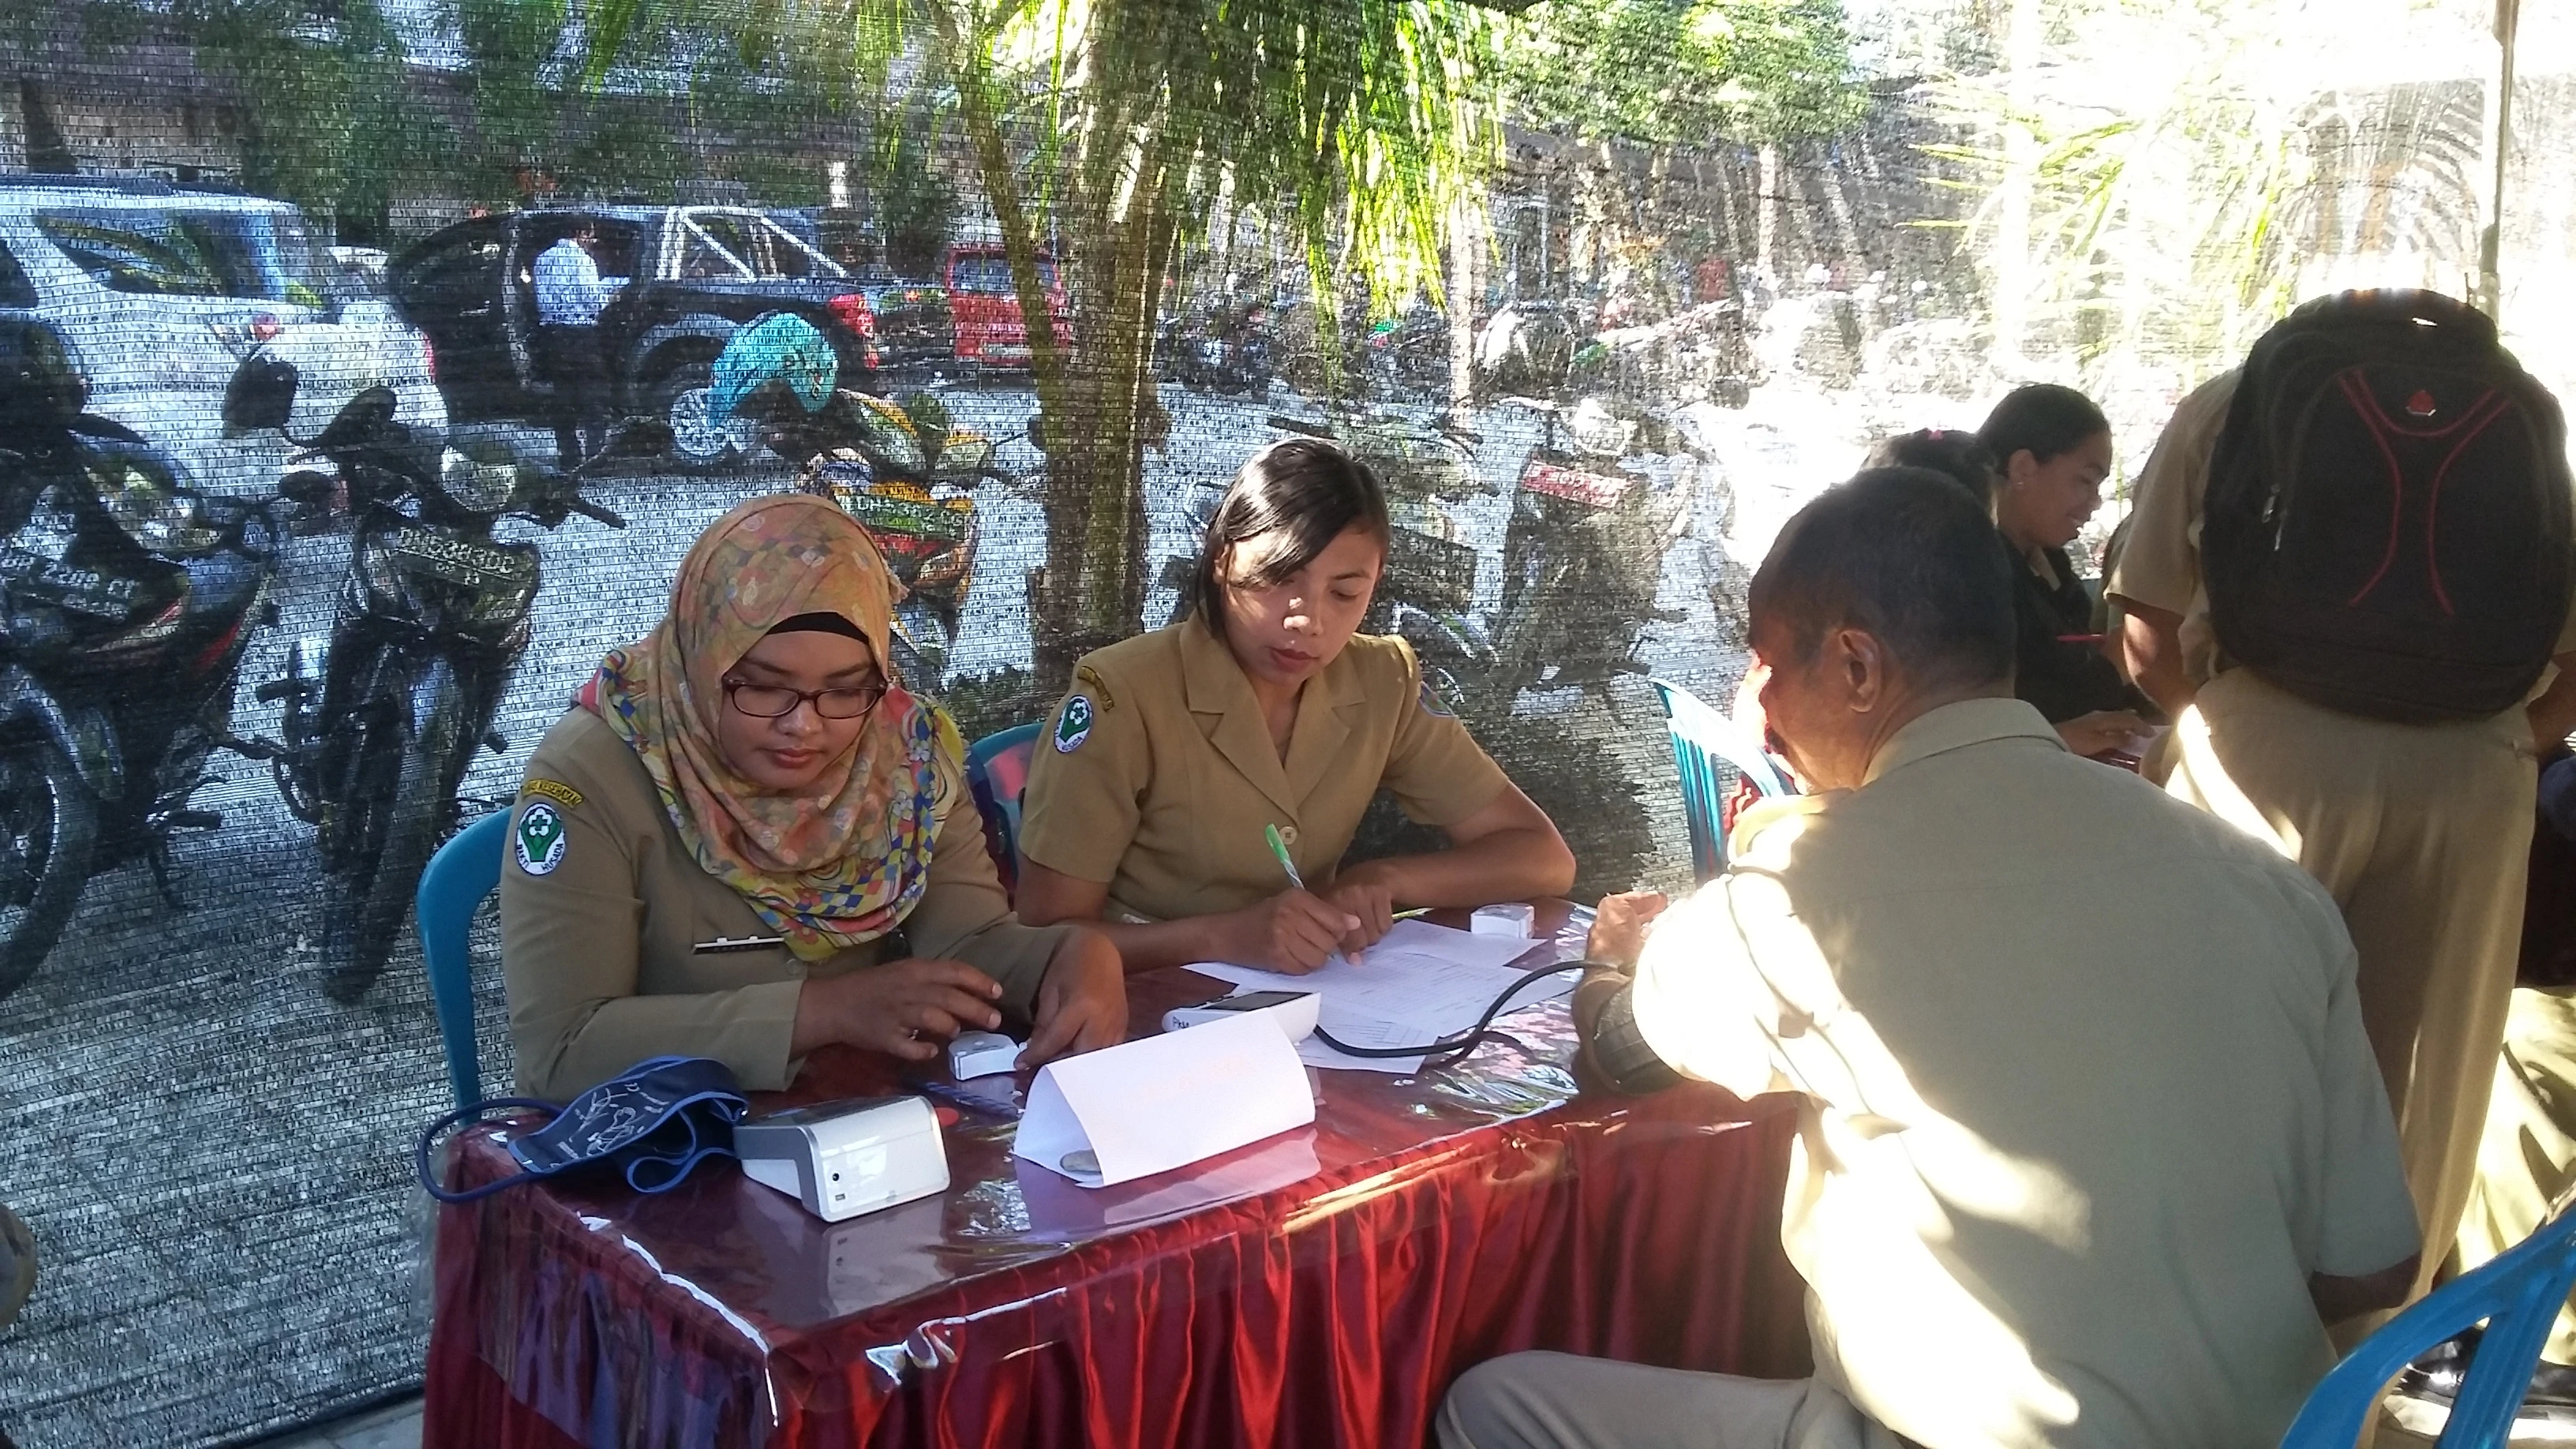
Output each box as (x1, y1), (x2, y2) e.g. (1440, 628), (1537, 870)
(422, 935), (1807, 1449)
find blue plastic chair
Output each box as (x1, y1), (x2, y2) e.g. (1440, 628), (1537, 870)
(1649, 677), (1797, 885)
(965, 722), (1042, 900)
(416, 808), (515, 1112)
(2280, 1198), (2576, 1447)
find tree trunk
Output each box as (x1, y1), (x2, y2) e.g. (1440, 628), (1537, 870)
(1447, 190), (1478, 414)
(1994, 0), (2045, 368)
(1756, 142), (1780, 282)
(936, 9), (1174, 698)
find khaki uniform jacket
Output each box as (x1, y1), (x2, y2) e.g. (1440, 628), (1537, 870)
(500, 708), (1072, 1101)
(1631, 698), (2416, 1447)
(1018, 622), (1511, 923)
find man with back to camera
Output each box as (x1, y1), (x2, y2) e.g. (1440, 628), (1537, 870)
(531, 222), (628, 469)
(2108, 292), (2576, 1327)
(1439, 469), (2420, 1449)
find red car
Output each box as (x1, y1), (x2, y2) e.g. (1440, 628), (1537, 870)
(944, 244), (1072, 368)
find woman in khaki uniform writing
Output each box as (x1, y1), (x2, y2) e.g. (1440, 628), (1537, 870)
(500, 495), (1125, 1101)
(1015, 440), (1577, 974)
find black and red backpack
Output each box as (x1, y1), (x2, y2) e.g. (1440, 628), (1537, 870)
(2203, 290), (2575, 723)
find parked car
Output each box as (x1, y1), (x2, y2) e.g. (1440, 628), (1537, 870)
(942, 243), (1071, 369)
(389, 204), (954, 470)
(0, 174), (446, 496)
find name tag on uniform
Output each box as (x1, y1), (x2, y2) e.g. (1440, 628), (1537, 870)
(693, 934), (786, 956)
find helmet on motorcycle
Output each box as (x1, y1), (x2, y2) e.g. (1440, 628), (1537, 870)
(710, 313), (837, 426)
(0, 321), (89, 439)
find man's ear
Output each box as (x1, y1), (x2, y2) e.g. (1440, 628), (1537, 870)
(1833, 627), (1889, 713)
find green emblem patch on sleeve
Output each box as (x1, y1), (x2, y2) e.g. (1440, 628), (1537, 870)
(1054, 695), (1095, 753)
(515, 802), (568, 876)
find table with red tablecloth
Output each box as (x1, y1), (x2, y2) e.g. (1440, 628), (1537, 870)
(422, 925), (1807, 1449)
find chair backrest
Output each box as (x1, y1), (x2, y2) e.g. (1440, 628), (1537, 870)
(2280, 1198), (2576, 1447)
(1649, 677), (1796, 885)
(416, 808), (515, 1113)
(965, 722), (1042, 899)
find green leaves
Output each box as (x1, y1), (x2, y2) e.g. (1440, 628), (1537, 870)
(1498, 0), (1865, 148)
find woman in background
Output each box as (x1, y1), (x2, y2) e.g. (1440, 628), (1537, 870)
(1870, 405), (2157, 760)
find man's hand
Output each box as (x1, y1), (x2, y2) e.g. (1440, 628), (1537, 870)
(1222, 889), (1361, 975)
(1586, 890), (1670, 969)
(2056, 710), (2157, 759)
(1021, 929), (1127, 1067)
(798, 957), (1003, 1061)
(1320, 861), (1402, 957)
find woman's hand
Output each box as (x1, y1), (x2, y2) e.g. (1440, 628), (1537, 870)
(1223, 889), (1361, 975)
(1022, 930), (1128, 1067)
(796, 957), (1003, 1062)
(1320, 861), (1402, 956)
(1586, 890), (1670, 970)
(2056, 710), (2155, 759)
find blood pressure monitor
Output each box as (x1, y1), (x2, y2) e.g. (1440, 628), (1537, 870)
(1160, 989), (1321, 1043)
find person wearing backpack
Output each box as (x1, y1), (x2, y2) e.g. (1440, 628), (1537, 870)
(2108, 290), (2576, 1320)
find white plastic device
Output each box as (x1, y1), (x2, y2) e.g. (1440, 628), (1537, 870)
(1160, 989), (1320, 1043)
(735, 1095), (949, 1223)
(947, 1030), (1020, 1080)
(1471, 903), (1536, 938)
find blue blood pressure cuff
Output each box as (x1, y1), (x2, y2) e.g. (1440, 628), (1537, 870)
(417, 1055), (751, 1204)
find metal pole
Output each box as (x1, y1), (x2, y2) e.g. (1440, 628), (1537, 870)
(2481, 0), (2519, 320)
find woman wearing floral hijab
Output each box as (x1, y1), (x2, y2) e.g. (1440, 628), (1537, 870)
(500, 495), (1125, 1100)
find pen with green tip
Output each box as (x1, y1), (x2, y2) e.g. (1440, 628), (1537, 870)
(1264, 823), (1307, 891)
(1266, 824), (1428, 919)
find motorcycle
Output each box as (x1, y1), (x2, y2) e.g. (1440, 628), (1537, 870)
(221, 357), (642, 1002)
(1489, 395), (1695, 701)
(774, 390), (1018, 689)
(1158, 301), (1276, 396)
(0, 369), (294, 1004)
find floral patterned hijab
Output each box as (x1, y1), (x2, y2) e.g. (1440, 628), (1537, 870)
(582, 494), (962, 960)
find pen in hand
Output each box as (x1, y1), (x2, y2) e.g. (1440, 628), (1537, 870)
(1267, 823), (1365, 964)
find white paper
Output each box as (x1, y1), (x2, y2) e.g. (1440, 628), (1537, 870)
(1189, 919), (1575, 1073)
(1013, 1009), (1316, 1188)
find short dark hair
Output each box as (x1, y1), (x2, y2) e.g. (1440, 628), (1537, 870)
(1977, 384), (2110, 470)
(1863, 429), (1998, 504)
(1749, 467), (2016, 691)
(1193, 439), (1391, 643)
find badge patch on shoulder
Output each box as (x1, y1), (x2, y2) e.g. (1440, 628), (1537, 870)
(1054, 695), (1095, 754)
(1418, 679), (1457, 719)
(515, 802), (568, 876)
(520, 777), (584, 810)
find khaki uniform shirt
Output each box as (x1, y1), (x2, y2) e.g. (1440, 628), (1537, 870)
(2108, 369), (2576, 688)
(1018, 622), (1511, 923)
(500, 709), (1072, 1101)
(1631, 698), (2417, 1449)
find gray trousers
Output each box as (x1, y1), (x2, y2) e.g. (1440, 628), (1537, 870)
(1439, 1352), (1905, 1449)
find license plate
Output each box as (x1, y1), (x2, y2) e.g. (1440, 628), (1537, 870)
(986, 346), (1032, 365)
(390, 527), (533, 588)
(1520, 460), (1633, 510)
(0, 546), (140, 618)
(836, 490), (972, 546)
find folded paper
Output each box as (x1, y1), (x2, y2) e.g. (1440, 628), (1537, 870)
(1013, 1010), (1316, 1189)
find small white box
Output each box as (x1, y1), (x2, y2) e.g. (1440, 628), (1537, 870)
(736, 1095), (949, 1222)
(1472, 903), (1535, 938)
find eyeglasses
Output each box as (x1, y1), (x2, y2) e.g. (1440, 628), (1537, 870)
(721, 679), (887, 721)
